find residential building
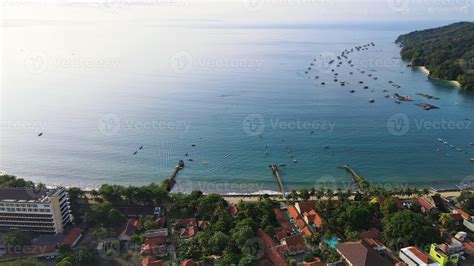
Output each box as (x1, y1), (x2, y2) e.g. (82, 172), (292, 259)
(336, 239), (395, 266)
(429, 243), (463, 266)
(281, 234), (306, 255)
(399, 247), (439, 266)
(0, 188), (72, 234)
(416, 197), (435, 213)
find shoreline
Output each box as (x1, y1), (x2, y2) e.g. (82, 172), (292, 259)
(417, 66), (461, 87)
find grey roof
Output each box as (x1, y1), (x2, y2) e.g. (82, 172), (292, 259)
(0, 188), (49, 201)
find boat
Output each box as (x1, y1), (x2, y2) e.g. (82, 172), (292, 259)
(279, 164), (286, 167)
(133, 151), (138, 155)
(38, 132), (43, 137)
(185, 152), (188, 157)
(191, 144), (196, 147)
(471, 158), (474, 162)
(437, 138), (443, 142)
(139, 146), (143, 150)
(293, 159), (298, 163)
(202, 161), (208, 164)
(364, 86), (369, 89)
(384, 93), (390, 98)
(350, 90), (355, 93)
(188, 159), (193, 162)
(369, 98), (375, 103)
(443, 141), (448, 145)
(178, 160), (185, 168)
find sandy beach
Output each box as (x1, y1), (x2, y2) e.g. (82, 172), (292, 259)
(417, 66), (461, 87)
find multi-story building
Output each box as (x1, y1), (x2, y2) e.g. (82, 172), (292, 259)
(429, 242), (463, 266)
(400, 246), (440, 266)
(0, 188), (73, 234)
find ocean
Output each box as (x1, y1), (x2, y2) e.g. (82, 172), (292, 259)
(1, 20), (473, 193)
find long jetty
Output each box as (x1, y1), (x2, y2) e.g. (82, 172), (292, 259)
(271, 164), (285, 195)
(343, 164), (368, 191)
(165, 160), (185, 192)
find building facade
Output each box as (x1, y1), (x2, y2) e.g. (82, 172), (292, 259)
(0, 188), (73, 234)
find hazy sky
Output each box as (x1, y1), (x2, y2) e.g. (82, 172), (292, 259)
(1, 0), (472, 24)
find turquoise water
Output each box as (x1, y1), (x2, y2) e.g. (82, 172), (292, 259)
(323, 235), (339, 249)
(1, 20), (473, 193)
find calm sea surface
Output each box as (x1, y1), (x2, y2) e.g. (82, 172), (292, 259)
(1, 20), (473, 193)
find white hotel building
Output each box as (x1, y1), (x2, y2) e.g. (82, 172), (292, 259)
(0, 188), (73, 234)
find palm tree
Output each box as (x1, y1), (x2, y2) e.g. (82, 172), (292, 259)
(439, 213), (452, 228)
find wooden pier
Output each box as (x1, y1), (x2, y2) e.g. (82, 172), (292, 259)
(271, 164), (285, 195)
(165, 160), (185, 192)
(343, 164), (368, 191)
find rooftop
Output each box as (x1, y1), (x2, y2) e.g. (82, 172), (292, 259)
(0, 188), (50, 202)
(336, 239), (393, 266)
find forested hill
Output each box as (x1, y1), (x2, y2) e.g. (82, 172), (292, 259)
(396, 22), (474, 90)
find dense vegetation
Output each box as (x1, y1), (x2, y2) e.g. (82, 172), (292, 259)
(396, 21), (474, 90)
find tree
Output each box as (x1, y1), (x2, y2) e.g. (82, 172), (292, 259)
(439, 213), (454, 230)
(304, 252), (315, 263)
(209, 232), (230, 255)
(380, 197), (400, 218)
(238, 256), (256, 266)
(87, 202), (125, 227)
(231, 225), (254, 249)
(382, 211), (440, 245)
(0, 258), (44, 266)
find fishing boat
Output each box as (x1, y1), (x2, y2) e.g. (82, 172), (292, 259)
(384, 93), (390, 98)
(139, 145), (143, 150)
(350, 90), (355, 93)
(471, 158), (474, 162)
(133, 151), (138, 155)
(369, 98), (375, 103)
(437, 138), (443, 142)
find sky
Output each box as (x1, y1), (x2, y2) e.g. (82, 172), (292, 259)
(0, 0), (472, 25)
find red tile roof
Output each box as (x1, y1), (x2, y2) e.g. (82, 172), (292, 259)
(142, 257), (164, 266)
(282, 234), (306, 254)
(464, 242), (474, 255)
(257, 228), (276, 249)
(182, 259), (198, 266)
(337, 239), (393, 266)
(392, 197), (405, 209)
(267, 245), (288, 266)
(304, 209), (323, 228)
(455, 209), (471, 220)
(141, 236), (167, 256)
(303, 258), (325, 266)
(62, 227), (82, 247)
(229, 205), (239, 217)
(408, 247), (432, 264)
(417, 197), (434, 212)
(287, 205), (302, 220)
(301, 226), (313, 237)
(275, 227), (288, 240)
(274, 208), (292, 233)
(179, 226), (197, 239)
(175, 218), (197, 227)
(296, 201), (316, 213)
